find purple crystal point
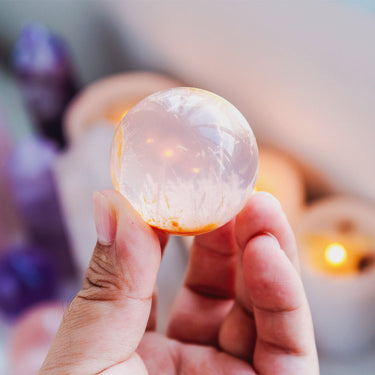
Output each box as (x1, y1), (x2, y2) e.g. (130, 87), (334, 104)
(12, 24), (78, 147)
(6, 136), (76, 277)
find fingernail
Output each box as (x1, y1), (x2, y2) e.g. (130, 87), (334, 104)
(93, 191), (116, 245)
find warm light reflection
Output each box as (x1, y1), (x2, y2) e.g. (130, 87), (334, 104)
(106, 106), (133, 126)
(193, 168), (200, 173)
(164, 149), (174, 157)
(120, 108), (130, 120)
(146, 138), (154, 144)
(325, 243), (347, 267)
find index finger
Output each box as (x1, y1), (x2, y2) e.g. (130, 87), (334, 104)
(236, 192), (300, 270)
(244, 234), (319, 374)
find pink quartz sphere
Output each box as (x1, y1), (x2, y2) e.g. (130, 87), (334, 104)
(110, 87), (258, 235)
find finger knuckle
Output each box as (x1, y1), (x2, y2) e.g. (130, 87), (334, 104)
(78, 242), (123, 302)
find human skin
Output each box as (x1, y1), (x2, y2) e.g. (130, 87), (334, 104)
(39, 190), (319, 375)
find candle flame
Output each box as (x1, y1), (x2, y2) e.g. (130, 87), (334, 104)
(325, 243), (347, 266)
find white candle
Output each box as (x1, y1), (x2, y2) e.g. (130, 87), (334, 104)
(54, 122), (114, 276)
(58, 72), (183, 274)
(64, 71), (182, 143)
(295, 196), (375, 356)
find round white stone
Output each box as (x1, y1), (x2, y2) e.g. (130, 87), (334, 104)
(110, 87), (258, 235)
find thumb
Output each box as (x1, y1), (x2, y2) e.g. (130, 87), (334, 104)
(40, 190), (163, 375)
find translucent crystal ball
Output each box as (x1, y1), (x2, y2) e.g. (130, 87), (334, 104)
(110, 87), (258, 235)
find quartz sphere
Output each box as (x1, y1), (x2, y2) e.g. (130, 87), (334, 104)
(110, 87), (258, 235)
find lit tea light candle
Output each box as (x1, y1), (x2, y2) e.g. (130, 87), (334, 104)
(64, 71), (182, 143)
(303, 233), (374, 276)
(325, 242), (347, 266)
(296, 196), (375, 356)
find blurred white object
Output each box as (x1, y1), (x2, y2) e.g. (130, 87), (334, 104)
(58, 71), (183, 274)
(8, 302), (65, 375)
(180, 236), (194, 253)
(157, 236), (188, 333)
(64, 71), (182, 143)
(295, 197), (375, 356)
(54, 122), (114, 275)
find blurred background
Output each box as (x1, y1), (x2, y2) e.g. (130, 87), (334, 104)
(0, 1), (374, 374)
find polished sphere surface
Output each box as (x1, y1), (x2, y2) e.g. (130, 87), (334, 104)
(111, 87), (258, 235)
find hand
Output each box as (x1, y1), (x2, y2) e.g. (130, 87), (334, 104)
(39, 190), (319, 375)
